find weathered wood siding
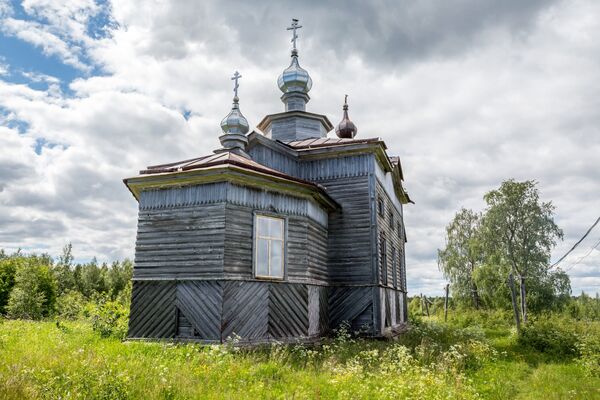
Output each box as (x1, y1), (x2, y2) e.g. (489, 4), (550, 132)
(128, 281), (177, 338)
(129, 143), (410, 341)
(268, 116), (328, 142)
(329, 286), (374, 333)
(247, 143), (299, 177)
(134, 203), (226, 279)
(128, 280), (327, 342)
(130, 179), (332, 341)
(244, 151), (383, 333)
(223, 204), (329, 285)
(374, 171), (408, 327)
(375, 181), (403, 288)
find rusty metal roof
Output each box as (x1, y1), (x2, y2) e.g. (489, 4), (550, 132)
(281, 137), (381, 150)
(139, 151), (331, 192)
(141, 152), (274, 174)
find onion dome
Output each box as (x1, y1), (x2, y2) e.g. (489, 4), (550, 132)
(220, 95), (249, 135)
(218, 71), (249, 154)
(277, 49), (313, 95)
(335, 95), (358, 138)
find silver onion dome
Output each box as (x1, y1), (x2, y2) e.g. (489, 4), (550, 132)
(220, 95), (249, 135)
(218, 71), (249, 154)
(277, 49), (312, 94)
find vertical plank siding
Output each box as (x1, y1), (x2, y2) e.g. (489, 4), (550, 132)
(308, 285), (328, 336)
(375, 176), (409, 327)
(247, 143), (299, 177)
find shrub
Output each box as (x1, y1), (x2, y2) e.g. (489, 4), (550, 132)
(56, 290), (86, 320)
(400, 319), (486, 351)
(445, 308), (513, 330)
(87, 299), (129, 339)
(577, 333), (600, 377)
(7, 259), (57, 320)
(518, 315), (579, 358)
(0, 258), (18, 314)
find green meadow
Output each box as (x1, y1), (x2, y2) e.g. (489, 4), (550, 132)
(1, 310), (598, 400)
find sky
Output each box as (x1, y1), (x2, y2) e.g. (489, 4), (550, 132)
(0, 0), (599, 296)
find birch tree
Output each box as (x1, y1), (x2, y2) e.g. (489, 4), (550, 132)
(438, 208), (484, 308)
(481, 180), (563, 324)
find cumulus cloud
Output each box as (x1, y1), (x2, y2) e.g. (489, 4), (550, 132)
(0, 0), (598, 295)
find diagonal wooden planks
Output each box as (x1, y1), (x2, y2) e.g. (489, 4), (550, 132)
(176, 281), (222, 340)
(222, 281), (269, 341)
(269, 283), (309, 338)
(128, 281), (177, 338)
(328, 286), (373, 332)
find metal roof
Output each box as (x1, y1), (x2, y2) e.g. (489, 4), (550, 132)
(281, 137), (381, 150)
(138, 151), (335, 198)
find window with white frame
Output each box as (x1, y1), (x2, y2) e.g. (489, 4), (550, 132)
(254, 215), (285, 279)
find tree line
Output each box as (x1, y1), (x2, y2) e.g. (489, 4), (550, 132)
(0, 243), (132, 320)
(438, 179), (572, 331)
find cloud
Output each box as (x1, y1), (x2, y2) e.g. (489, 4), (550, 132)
(0, 0), (599, 296)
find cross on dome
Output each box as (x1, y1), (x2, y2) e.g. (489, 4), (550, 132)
(287, 18), (302, 50)
(231, 71), (242, 98)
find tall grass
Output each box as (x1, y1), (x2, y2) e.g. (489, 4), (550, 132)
(1, 313), (598, 399)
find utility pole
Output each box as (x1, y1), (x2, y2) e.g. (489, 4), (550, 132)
(444, 284), (449, 322)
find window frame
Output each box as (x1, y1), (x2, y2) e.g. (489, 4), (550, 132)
(380, 234), (388, 285)
(253, 213), (286, 280)
(377, 198), (385, 217)
(391, 246), (397, 288)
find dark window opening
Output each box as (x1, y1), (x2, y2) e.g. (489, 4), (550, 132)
(389, 212), (395, 229)
(377, 198), (384, 217)
(392, 247), (397, 288)
(384, 295), (392, 328)
(380, 235), (387, 285)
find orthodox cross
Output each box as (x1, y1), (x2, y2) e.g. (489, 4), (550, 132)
(344, 94), (348, 105)
(287, 18), (302, 50)
(231, 71), (241, 97)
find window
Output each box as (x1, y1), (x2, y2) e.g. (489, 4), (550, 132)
(391, 247), (397, 288)
(389, 211), (395, 229)
(380, 235), (387, 285)
(254, 215), (285, 279)
(397, 222), (402, 238)
(377, 198), (384, 217)
(399, 248), (406, 291)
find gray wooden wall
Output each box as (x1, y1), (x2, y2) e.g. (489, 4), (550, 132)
(375, 179), (408, 327)
(130, 142), (409, 341)
(128, 280), (329, 342)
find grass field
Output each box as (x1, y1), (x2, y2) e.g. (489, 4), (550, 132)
(0, 317), (598, 399)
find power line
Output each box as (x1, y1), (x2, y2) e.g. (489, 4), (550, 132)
(550, 216), (600, 268)
(563, 237), (600, 273)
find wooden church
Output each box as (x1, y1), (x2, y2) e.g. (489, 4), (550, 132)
(124, 19), (412, 343)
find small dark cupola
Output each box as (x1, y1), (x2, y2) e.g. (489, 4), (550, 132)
(335, 95), (358, 138)
(217, 71), (249, 156)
